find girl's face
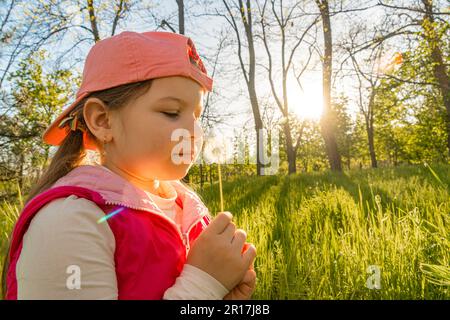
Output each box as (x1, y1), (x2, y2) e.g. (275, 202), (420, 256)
(106, 76), (204, 181)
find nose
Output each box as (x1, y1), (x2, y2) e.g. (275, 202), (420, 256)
(176, 117), (203, 158)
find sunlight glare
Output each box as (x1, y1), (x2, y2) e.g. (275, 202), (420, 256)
(287, 76), (323, 120)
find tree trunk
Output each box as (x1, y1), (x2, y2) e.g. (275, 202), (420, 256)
(176, 0), (185, 35)
(316, 0), (342, 171)
(86, 0), (100, 42)
(366, 121), (378, 168)
(244, 0), (264, 176)
(366, 92), (378, 168)
(224, 0), (265, 176)
(282, 122), (297, 174)
(421, 0), (450, 156)
(250, 92), (264, 176)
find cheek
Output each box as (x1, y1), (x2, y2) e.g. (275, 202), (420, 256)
(119, 117), (176, 161)
(112, 112), (193, 179)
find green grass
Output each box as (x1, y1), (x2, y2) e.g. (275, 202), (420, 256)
(0, 182), (22, 297)
(198, 164), (450, 299)
(1, 164), (449, 299)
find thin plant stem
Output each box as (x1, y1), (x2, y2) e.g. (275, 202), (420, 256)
(218, 162), (224, 212)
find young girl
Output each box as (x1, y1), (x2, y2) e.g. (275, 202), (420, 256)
(2, 31), (256, 300)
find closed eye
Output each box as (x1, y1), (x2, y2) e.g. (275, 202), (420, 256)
(162, 111), (180, 118)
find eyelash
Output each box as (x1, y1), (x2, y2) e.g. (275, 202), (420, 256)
(162, 111), (201, 120)
(162, 112), (180, 118)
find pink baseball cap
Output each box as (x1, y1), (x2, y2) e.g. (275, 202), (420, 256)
(42, 30), (213, 151)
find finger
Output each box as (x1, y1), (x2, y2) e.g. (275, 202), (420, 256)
(246, 270), (257, 294)
(248, 257), (255, 271)
(242, 269), (256, 285)
(204, 211), (233, 235)
(242, 244), (257, 269)
(237, 270), (257, 299)
(231, 229), (247, 251)
(236, 283), (253, 300)
(241, 269), (256, 283)
(241, 243), (255, 269)
(221, 222), (236, 240)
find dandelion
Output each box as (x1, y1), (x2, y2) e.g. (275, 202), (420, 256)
(203, 134), (233, 212)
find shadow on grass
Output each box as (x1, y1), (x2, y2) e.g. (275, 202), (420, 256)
(199, 175), (280, 218)
(326, 172), (397, 215)
(291, 170), (398, 215)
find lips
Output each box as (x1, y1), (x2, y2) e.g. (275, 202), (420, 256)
(173, 146), (197, 161)
(174, 151), (195, 161)
(178, 148), (196, 157)
(178, 152), (194, 158)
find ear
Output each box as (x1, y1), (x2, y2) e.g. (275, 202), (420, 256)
(83, 97), (113, 143)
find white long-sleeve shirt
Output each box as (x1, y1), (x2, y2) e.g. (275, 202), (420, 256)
(16, 181), (229, 300)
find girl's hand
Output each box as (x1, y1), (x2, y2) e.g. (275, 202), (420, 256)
(186, 212), (257, 291)
(223, 265), (257, 300)
(224, 244), (257, 300)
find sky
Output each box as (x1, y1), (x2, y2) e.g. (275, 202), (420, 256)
(1, 0), (430, 155)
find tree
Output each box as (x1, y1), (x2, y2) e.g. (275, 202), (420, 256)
(420, 0), (450, 156)
(315, 0), (342, 171)
(256, 0), (317, 174)
(221, 0), (265, 175)
(0, 50), (75, 195)
(377, 0), (450, 155)
(347, 43), (389, 168)
(332, 94), (355, 169)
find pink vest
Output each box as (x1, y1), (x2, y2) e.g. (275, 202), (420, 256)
(6, 165), (212, 299)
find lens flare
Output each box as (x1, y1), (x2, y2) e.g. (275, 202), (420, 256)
(97, 206), (125, 224)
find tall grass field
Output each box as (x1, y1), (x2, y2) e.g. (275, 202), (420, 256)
(1, 164), (449, 299)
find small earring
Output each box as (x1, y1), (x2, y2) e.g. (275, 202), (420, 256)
(101, 137), (108, 156)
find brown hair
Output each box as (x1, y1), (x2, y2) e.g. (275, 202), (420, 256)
(2, 78), (203, 298)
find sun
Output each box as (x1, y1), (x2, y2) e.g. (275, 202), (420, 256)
(286, 75), (323, 120)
